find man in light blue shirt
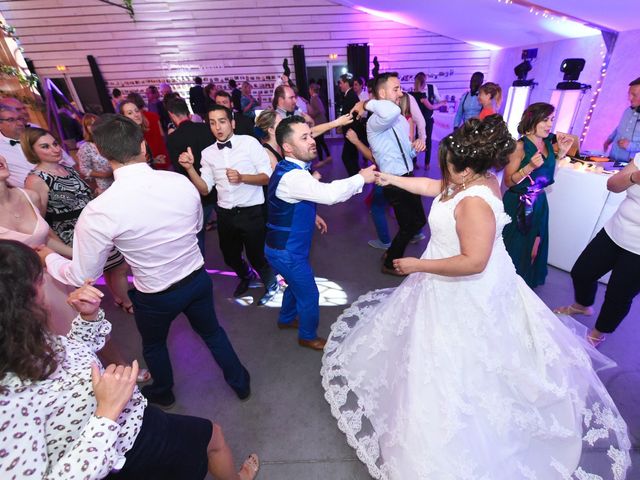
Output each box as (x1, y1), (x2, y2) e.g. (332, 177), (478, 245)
(351, 72), (427, 276)
(605, 77), (640, 165)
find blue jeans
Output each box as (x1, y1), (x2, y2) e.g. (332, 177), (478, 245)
(129, 268), (249, 397)
(370, 185), (391, 244)
(265, 246), (319, 340)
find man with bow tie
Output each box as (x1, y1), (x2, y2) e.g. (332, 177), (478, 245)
(0, 104), (30, 187)
(180, 104), (279, 306)
(265, 116), (376, 350)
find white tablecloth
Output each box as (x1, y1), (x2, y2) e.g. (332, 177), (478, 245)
(546, 162), (625, 283)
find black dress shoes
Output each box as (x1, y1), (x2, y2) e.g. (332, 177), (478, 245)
(141, 385), (176, 409)
(257, 282), (279, 306)
(234, 271), (256, 297)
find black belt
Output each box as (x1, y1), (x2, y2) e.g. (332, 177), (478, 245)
(217, 204), (262, 215)
(156, 266), (204, 294)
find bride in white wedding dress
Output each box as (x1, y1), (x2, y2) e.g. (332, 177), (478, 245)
(321, 116), (631, 480)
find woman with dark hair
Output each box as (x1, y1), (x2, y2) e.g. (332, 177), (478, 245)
(120, 96), (170, 169)
(502, 102), (573, 288)
(0, 240), (259, 480)
(454, 71), (484, 127)
(322, 115), (630, 480)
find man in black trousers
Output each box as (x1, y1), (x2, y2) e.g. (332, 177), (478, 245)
(338, 73), (361, 177)
(166, 97), (217, 255)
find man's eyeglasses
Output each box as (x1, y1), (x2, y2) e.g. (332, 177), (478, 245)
(0, 117), (21, 123)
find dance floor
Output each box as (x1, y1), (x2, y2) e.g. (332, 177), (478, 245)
(104, 138), (640, 479)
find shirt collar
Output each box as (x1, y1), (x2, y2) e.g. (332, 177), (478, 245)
(216, 134), (235, 145)
(283, 157), (311, 170)
(113, 161), (152, 180)
(0, 132), (18, 145)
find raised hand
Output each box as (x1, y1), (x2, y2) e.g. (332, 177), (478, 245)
(350, 101), (366, 119)
(178, 147), (195, 171)
(92, 360), (139, 422)
(556, 133), (574, 157)
(529, 151), (544, 169)
(336, 113), (354, 128)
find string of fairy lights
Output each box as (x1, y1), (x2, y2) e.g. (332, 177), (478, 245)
(497, 0), (614, 148)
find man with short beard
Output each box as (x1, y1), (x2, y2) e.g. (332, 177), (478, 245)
(351, 72), (427, 276)
(264, 116), (376, 350)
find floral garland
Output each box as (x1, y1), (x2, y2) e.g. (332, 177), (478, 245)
(0, 21), (40, 87)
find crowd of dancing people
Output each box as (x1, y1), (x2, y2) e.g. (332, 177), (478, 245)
(1, 70), (639, 479)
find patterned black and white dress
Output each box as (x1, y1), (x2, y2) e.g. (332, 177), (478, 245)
(30, 166), (125, 271)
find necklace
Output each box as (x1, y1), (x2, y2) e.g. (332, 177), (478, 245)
(444, 173), (485, 198)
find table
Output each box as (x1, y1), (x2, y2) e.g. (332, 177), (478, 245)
(546, 161), (625, 283)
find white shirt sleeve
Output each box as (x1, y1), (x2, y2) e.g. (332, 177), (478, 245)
(46, 206), (116, 287)
(276, 169), (364, 205)
(248, 138), (273, 176)
(199, 149), (216, 193)
(366, 100), (401, 133)
(432, 84), (442, 103)
(408, 94), (426, 140)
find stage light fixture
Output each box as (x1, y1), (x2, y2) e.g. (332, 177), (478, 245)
(557, 58), (590, 90)
(512, 48), (537, 87)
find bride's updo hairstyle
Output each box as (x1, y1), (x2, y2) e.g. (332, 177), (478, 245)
(439, 114), (515, 190)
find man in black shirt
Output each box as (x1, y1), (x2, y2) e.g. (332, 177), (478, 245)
(229, 79), (242, 113)
(166, 97), (217, 255)
(189, 76), (207, 118)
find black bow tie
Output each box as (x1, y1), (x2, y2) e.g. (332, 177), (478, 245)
(9, 139), (19, 146)
(286, 111), (294, 117)
(217, 141), (232, 150)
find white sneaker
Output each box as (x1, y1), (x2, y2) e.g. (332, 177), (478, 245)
(410, 233), (426, 244)
(368, 239), (391, 250)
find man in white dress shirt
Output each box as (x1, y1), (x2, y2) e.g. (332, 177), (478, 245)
(40, 115), (250, 407)
(265, 116), (376, 350)
(179, 104), (279, 305)
(0, 104), (29, 188)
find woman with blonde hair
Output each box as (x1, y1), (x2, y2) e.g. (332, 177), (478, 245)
(77, 113), (114, 194)
(478, 82), (502, 119)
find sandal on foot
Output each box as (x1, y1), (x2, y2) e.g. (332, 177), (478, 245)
(553, 304), (593, 316)
(587, 334), (606, 348)
(240, 454), (259, 479)
(115, 300), (134, 314)
(137, 368), (152, 383)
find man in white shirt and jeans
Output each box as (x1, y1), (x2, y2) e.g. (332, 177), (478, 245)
(179, 104), (279, 305)
(40, 115), (250, 407)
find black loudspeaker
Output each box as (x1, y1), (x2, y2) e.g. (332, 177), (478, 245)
(87, 55), (115, 114)
(292, 45), (309, 100)
(347, 43), (370, 81)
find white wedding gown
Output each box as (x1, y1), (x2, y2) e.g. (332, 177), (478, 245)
(321, 185), (631, 480)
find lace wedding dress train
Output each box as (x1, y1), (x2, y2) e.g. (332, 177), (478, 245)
(321, 186), (631, 480)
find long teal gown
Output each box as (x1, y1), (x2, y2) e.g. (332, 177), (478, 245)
(502, 135), (556, 288)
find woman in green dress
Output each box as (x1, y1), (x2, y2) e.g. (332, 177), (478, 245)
(502, 104), (573, 287)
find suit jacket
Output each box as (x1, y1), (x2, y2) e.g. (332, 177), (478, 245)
(341, 89), (360, 135)
(233, 112), (256, 138)
(189, 85), (207, 116)
(167, 120), (217, 205)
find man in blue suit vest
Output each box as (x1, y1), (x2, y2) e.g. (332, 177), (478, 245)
(265, 116), (376, 350)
